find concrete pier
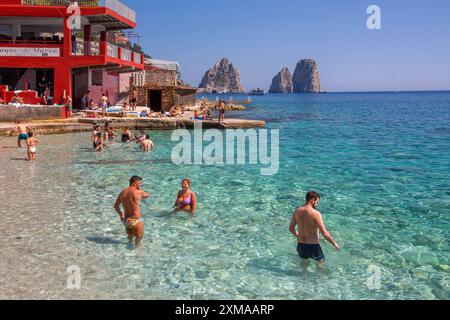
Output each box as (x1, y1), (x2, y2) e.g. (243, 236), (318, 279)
(0, 117), (265, 136)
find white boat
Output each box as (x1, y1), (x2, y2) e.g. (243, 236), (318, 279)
(249, 88), (265, 95)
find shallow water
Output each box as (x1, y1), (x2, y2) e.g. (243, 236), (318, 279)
(0, 92), (449, 300)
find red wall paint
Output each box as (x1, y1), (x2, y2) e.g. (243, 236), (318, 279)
(1, 1), (21, 5)
(89, 71), (120, 106)
(0, 5), (143, 117)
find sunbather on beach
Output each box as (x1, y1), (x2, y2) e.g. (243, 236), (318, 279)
(193, 110), (203, 121)
(173, 179), (197, 215)
(26, 132), (39, 161)
(289, 192), (340, 269)
(11, 93), (24, 104)
(11, 121), (32, 148)
(114, 176), (150, 249)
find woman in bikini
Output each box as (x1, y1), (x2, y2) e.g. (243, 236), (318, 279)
(173, 179), (197, 215)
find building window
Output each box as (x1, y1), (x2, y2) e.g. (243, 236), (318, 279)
(91, 70), (103, 86)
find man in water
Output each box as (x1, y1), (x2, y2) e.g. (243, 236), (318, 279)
(11, 121), (32, 148)
(289, 192), (340, 268)
(141, 135), (154, 152)
(114, 176), (150, 249)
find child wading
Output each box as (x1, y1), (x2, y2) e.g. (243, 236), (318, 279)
(26, 132), (40, 161)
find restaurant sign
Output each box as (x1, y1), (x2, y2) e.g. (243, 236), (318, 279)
(0, 47), (60, 57)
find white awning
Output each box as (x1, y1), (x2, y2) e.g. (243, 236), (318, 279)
(145, 58), (180, 74)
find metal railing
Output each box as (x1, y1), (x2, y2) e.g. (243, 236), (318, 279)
(107, 42), (118, 58)
(72, 39), (100, 56)
(121, 47), (131, 61)
(21, 0), (136, 23)
(133, 52), (142, 64)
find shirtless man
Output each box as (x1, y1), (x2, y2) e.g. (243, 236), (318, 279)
(141, 135), (154, 152)
(11, 121), (32, 148)
(26, 132), (40, 161)
(289, 192), (340, 268)
(114, 176), (150, 248)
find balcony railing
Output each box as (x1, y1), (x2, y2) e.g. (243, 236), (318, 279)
(107, 42), (118, 58)
(72, 39), (100, 56)
(121, 47), (131, 62)
(21, 0), (136, 23)
(133, 52), (142, 64)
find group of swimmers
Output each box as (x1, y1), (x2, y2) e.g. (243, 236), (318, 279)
(114, 174), (340, 267)
(10, 121), (40, 160)
(90, 123), (155, 153)
(114, 176), (197, 248)
(6, 121), (341, 266)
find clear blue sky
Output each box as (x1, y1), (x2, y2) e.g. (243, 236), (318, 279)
(125, 0), (450, 92)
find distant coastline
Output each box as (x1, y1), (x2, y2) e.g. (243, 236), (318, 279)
(199, 90), (450, 95)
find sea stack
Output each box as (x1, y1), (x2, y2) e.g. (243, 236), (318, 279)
(198, 58), (245, 93)
(269, 67), (293, 93)
(292, 59), (321, 93)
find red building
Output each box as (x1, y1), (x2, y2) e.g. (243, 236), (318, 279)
(0, 0), (144, 110)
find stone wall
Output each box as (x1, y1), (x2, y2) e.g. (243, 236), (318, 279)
(0, 104), (64, 121)
(130, 86), (175, 112)
(145, 69), (177, 87)
(132, 86), (148, 107)
(162, 87), (175, 111)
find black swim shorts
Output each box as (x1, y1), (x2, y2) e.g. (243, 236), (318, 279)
(297, 243), (325, 261)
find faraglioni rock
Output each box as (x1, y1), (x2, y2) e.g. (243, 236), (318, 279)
(269, 67), (293, 93)
(198, 58), (244, 93)
(292, 59), (321, 93)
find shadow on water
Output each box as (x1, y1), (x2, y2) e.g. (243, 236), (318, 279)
(247, 256), (332, 278)
(246, 256), (305, 277)
(152, 210), (175, 218)
(266, 113), (321, 124)
(77, 159), (173, 165)
(86, 236), (125, 246)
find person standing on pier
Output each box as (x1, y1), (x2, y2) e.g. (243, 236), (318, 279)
(218, 100), (225, 123)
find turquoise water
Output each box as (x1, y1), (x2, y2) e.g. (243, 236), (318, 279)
(0, 92), (449, 299)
